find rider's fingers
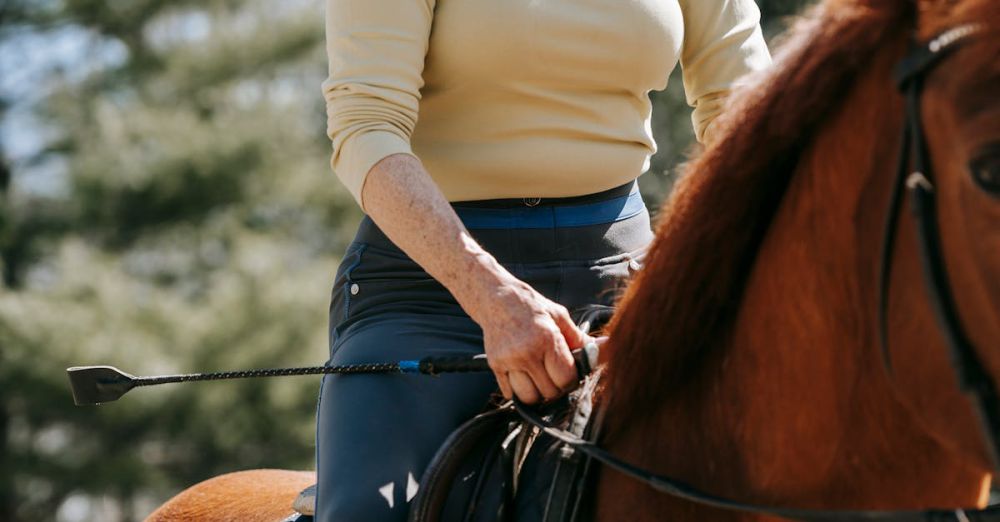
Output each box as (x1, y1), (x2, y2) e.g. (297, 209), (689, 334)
(548, 308), (586, 389)
(544, 340), (578, 392)
(524, 358), (562, 401)
(552, 306), (587, 348)
(509, 370), (542, 404)
(494, 368), (513, 400)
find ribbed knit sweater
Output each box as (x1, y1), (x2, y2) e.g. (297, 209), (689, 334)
(323, 0), (771, 207)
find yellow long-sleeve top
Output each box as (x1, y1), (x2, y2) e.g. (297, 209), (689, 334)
(324, 0), (771, 208)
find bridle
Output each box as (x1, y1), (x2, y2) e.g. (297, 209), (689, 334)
(515, 22), (1000, 522)
(878, 21), (1000, 470)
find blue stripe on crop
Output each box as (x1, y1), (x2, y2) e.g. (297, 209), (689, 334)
(399, 360), (420, 373)
(454, 190), (645, 230)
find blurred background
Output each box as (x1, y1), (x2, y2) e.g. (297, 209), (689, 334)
(0, 0), (811, 520)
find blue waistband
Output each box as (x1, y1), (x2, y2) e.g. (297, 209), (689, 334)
(453, 189), (646, 230)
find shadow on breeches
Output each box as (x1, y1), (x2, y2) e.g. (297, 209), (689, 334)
(145, 469), (314, 522)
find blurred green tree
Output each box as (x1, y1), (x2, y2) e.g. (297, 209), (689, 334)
(0, 0), (355, 519)
(0, 0), (812, 520)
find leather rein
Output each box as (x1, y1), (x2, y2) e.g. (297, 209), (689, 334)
(515, 24), (1000, 522)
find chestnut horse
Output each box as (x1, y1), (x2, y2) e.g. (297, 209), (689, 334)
(147, 0), (1000, 520)
(597, 0), (1000, 519)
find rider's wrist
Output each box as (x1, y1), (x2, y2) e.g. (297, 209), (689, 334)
(447, 252), (512, 318)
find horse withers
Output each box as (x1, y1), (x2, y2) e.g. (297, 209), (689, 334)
(147, 0), (1000, 520)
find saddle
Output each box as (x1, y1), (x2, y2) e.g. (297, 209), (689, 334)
(406, 367), (606, 522)
(289, 305), (613, 522)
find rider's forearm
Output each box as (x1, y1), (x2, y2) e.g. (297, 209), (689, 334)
(359, 153), (522, 322)
(361, 153), (584, 403)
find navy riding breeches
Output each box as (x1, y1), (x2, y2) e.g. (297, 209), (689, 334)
(314, 181), (652, 522)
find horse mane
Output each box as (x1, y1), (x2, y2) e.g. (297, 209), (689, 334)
(602, 0), (920, 425)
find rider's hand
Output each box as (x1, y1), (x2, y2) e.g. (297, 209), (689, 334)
(469, 275), (590, 404)
(359, 157), (593, 403)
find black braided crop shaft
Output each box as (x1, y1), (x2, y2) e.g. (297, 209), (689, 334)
(133, 362), (404, 387)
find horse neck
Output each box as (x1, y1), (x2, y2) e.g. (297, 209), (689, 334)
(718, 42), (991, 506)
(595, 38), (989, 522)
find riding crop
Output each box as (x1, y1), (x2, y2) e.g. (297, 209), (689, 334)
(66, 342), (600, 406)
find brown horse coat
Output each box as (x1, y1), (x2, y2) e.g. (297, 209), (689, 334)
(597, 0), (1000, 520)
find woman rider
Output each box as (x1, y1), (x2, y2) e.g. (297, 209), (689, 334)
(315, 0), (771, 520)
